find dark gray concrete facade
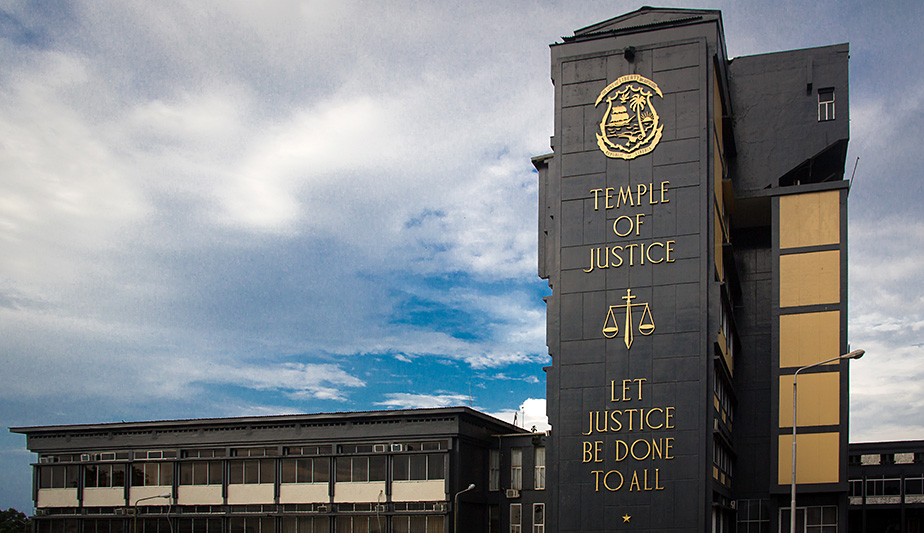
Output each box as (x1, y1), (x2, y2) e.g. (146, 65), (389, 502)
(535, 7), (852, 532)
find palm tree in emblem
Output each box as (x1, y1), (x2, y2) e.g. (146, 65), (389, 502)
(629, 91), (648, 138)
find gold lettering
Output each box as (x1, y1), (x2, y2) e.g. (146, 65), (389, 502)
(648, 182), (658, 205)
(631, 439), (651, 461)
(615, 440), (628, 462)
(625, 408), (637, 430)
(633, 378), (646, 399)
(583, 248), (596, 273)
(591, 470), (603, 492)
(629, 470), (641, 491)
(645, 407), (664, 430)
(616, 186), (633, 208)
(609, 410), (622, 432)
(664, 437), (674, 460)
(594, 441), (603, 463)
(611, 380), (619, 402)
(660, 181), (670, 203)
(611, 246), (624, 268)
(636, 183), (648, 205)
(666, 407), (675, 429)
(613, 216), (633, 237)
(594, 411), (608, 434)
(605, 187), (615, 209)
(647, 242), (664, 264)
(621, 379), (632, 401)
(590, 189), (604, 211)
(666, 240), (675, 263)
(583, 441), (593, 462)
(582, 411), (593, 436)
(654, 468), (664, 490)
(626, 243), (638, 265)
(603, 470), (624, 491)
(596, 248), (610, 270)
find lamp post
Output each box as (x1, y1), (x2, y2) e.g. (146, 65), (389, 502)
(790, 349), (864, 533)
(453, 483), (476, 533)
(133, 493), (171, 533)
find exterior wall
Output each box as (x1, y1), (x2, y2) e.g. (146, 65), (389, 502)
(848, 441), (924, 533)
(540, 9), (728, 532)
(14, 407), (523, 533)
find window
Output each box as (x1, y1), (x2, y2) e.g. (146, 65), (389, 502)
(39, 466), (80, 489)
(781, 505), (837, 533)
(131, 463), (173, 487)
(336, 456), (386, 482)
(510, 503), (522, 533)
(818, 88), (835, 121)
(906, 476), (924, 496)
(392, 515), (444, 533)
(228, 459), (275, 484)
(84, 518), (126, 533)
(229, 517), (274, 533)
(532, 503), (545, 533)
(489, 450), (500, 491)
(283, 445), (331, 456)
(174, 518), (222, 533)
(281, 516), (330, 533)
(230, 447), (277, 457)
(84, 464), (126, 488)
(393, 454), (445, 481)
(179, 462), (223, 485)
(281, 458), (329, 483)
(334, 516), (384, 533)
(510, 449), (522, 491)
(736, 499), (769, 533)
(181, 449), (225, 459)
(534, 448), (545, 490)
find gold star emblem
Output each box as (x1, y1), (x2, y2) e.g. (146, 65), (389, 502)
(622, 514), (631, 523)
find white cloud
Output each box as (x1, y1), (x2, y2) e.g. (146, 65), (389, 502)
(487, 398), (550, 432)
(374, 393), (471, 410)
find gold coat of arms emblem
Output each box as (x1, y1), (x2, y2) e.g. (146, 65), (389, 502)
(595, 74), (664, 159)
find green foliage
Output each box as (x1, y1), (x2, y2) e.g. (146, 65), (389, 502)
(0, 509), (30, 533)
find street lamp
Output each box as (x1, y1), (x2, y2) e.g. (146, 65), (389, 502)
(453, 483), (476, 533)
(790, 349), (864, 533)
(133, 493), (171, 533)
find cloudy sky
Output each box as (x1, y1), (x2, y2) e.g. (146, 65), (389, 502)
(1, 0), (923, 513)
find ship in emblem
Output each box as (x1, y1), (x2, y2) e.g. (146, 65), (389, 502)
(595, 74), (664, 159)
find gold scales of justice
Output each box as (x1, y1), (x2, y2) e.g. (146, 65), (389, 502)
(602, 289), (655, 349)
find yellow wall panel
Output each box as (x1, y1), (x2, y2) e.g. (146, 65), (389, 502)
(779, 372), (840, 427)
(779, 311), (840, 368)
(779, 251), (840, 307)
(715, 209), (724, 281)
(779, 191), (840, 249)
(778, 432), (840, 485)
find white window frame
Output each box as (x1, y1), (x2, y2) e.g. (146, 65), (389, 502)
(510, 449), (522, 491)
(533, 447), (545, 490)
(510, 503), (522, 533)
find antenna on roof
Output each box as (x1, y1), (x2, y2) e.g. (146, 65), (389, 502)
(848, 156), (859, 195)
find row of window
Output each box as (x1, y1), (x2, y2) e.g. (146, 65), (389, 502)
(509, 503), (544, 533)
(40, 455), (446, 489)
(849, 452), (924, 466)
(849, 475), (924, 497)
(36, 515), (445, 533)
(39, 442), (448, 465)
(40, 502), (446, 516)
(488, 448), (545, 492)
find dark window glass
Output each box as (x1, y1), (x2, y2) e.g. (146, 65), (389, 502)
(112, 465), (126, 487)
(208, 462), (222, 485)
(409, 455), (426, 480)
(98, 465), (111, 488)
(229, 461), (244, 485)
(259, 459), (275, 484)
(85, 465), (99, 488)
(65, 466), (79, 488)
(314, 458), (329, 483)
(193, 462), (208, 485)
(428, 454), (444, 480)
(393, 456), (409, 481)
(281, 459), (296, 484)
(369, 456), (386, 482)
(244, 460), (259, 484)
(179, 464), (193, 486)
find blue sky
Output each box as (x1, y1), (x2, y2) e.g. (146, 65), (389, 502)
(2, 0), (924, 513)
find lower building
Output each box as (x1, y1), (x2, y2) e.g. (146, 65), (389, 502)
(848, 441), (924, 533)
(11, 407), (544, 533)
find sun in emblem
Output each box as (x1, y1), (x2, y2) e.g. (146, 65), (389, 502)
(594, 74), (664, 159)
